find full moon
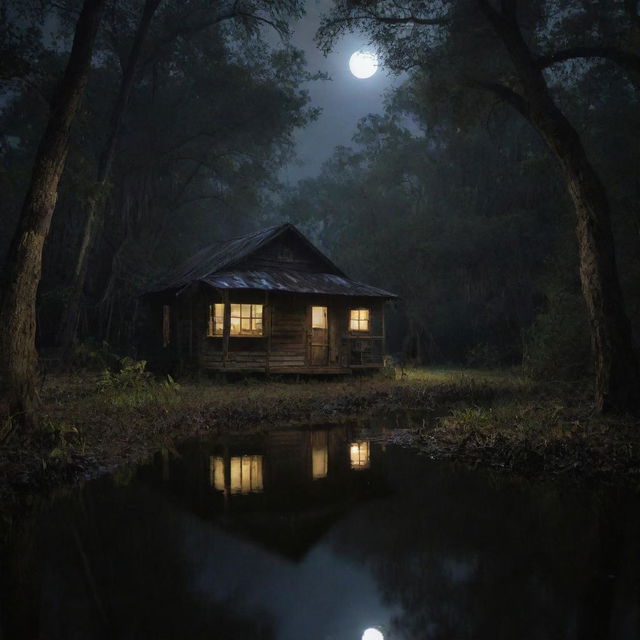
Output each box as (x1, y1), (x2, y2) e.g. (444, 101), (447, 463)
(349, 50), (379, 79)
(362, 629), (384, 640)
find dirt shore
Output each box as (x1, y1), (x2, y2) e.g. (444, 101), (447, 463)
(2, 368), (639, 516)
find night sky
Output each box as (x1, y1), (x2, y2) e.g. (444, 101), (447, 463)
(281, 0), (402, 183)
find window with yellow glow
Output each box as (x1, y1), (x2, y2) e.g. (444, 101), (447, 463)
(312, 306), (327, 329)
(210, 455), (263, 494)
(350, 308), (370, 332)
(350, 441), (370, 470)
(207, 303), (225, 336)
(230, 303), (263, 336)
(311, 431), (328, 479)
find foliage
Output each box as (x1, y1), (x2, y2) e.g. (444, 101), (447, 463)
(278, 102), (563, 364)
(0, 0), (319, 352)
(73, 339), (120, 371)
(98, 357), (181, 407)
(39, 419), (85, 466)
(523, 288), (592, 382)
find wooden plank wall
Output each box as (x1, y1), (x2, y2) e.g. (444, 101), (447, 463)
(269, 294), (306, 370)
(193, 290), (386, 373)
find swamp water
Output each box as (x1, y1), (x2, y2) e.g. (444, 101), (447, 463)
(2, 421), (640, 640)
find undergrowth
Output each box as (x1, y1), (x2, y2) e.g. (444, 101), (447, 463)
(97, 357), (181, 407)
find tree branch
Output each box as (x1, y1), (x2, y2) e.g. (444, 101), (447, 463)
(473, 80), (529, 116)
(535, 46), (640, 76)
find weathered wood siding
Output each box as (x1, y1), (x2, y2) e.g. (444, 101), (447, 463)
(234, 234), (336, 274)
(147, 286), (387, 375)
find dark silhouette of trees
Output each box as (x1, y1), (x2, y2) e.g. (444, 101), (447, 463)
(318, 0), (640, 413)
(0, 0), (106, 425)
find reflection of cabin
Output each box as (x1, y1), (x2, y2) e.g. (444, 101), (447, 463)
(209, 431), (373, 499)
(150, 425), (385, 560)
(144, 223), (397, 374)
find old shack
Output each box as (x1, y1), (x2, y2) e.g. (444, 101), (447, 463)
(144, 223), (396, 374)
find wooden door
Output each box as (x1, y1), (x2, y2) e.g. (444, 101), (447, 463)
(310, 306), (329, 365)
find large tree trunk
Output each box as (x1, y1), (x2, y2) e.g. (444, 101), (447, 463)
(478, 0), (640, 413)
(57, 0), (162, 352)
(0, 0), (105, 424)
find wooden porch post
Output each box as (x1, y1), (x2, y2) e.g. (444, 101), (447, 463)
(222, 290), (230, 367)
(265, 290), (271, 374)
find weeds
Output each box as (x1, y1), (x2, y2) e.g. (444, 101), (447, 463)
(97, 357), (181, 407)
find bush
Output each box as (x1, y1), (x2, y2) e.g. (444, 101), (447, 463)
(98, 357), (180, 407)
(522, 288), (591, 381)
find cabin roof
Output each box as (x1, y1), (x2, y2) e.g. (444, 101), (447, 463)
(149, 223), (397, 298)
(201, 269), (395, 297)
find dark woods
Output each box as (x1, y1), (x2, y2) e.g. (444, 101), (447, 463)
(1, 0), (314, 421)
(1, 0), (639, 422)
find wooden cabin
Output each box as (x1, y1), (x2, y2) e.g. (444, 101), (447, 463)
(143, 223), (397, 375)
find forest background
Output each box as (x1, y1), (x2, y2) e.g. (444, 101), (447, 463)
(1, 0), (639, 396)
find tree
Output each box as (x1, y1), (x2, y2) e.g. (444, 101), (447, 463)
(56, 0), (306, 351)
(318, 0), (640, 413)
(0, 0), (106, 425)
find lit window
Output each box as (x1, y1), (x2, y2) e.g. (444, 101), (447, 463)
(350, 441), (370, 470)
(207, 303), (224, 336)
(312, 306), (327, 329)
(350, 308), (370, 332)
(230, 303), (263, 336)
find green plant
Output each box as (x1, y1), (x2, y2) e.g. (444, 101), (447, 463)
(98, 357), (181, 407)
(40, 419), (85, 463)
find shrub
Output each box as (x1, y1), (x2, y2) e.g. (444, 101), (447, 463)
(98, 357), (180, 407)
(522, 288), (591, 381)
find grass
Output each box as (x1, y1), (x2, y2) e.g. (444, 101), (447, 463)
(1, 364), (639, 511)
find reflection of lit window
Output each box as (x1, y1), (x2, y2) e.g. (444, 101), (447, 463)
(231, 455), (263, 494)
(230, 304), (263, 336)
(350, 308), (369, 332)
(311, 431), (328, 479)
(210, 456), (225, 491)
(210, 455), (263, 494)
(207, 303), (224, 336)
(312, 306), (327, 329)
(350, 441), (370, 470)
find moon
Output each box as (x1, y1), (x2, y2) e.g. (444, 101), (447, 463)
(349, 50), (379, 79)
(362, 629), (384, 640)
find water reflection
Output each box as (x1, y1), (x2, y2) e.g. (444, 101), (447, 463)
(312, 430), (328, 479)
(350, 441), (371, 470)
(210, 454), (264, 494)
(2, 422), (640, 640)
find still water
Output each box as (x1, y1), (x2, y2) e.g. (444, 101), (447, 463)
(2, 422), (640, 639)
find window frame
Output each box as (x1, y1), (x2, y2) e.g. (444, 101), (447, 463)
(207, 303), (225, 337)
(207, 302), (265, 338)
(349, 308), (370, 333)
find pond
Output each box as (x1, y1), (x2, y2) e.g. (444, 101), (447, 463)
(1, 421), (640, 639)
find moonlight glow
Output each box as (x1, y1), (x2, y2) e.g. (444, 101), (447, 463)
(349, 51), (379, 79)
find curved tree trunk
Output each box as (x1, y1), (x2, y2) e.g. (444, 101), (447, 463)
(478, 0), (639, 413)
(0, 0), (105, 425)
(57, 0), (162, 352)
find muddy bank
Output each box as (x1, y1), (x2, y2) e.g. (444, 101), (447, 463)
(0, 373), (499, 509)
(2, 370), (639, 517)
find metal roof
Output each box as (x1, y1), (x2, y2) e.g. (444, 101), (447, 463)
(149, 223), (396, 299)
(201, 270), (396, 298)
